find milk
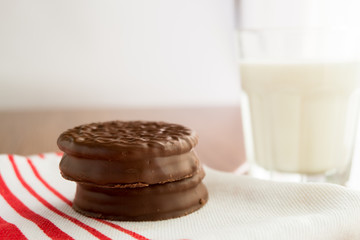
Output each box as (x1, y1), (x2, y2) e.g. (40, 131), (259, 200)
(240, 61), (360, 174)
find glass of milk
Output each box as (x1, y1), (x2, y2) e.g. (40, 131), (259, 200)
(237, 2), (360, 184)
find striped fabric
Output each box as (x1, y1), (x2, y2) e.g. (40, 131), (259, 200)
(1, 153), (360, 240)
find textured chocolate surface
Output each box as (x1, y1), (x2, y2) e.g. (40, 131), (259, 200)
(72, 169), (208, 221)
(60, 151), (200, 187)
(57, 120), (208, 221)
(57, 121), (198, 160)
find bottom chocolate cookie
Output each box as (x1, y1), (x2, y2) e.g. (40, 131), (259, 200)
(72, 170), (208, 221)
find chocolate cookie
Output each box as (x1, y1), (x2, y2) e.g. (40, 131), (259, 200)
(57, 120), (208, 221)
(58, 121), (200, 186)
(72, 168), (208, 221)
(59, 150), (200, 187)
(57, 121), (198, 160)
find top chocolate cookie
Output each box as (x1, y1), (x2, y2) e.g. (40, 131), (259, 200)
(57, 121), (198, 160)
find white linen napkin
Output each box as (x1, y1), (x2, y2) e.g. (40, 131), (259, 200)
(1, 153), (359, 240)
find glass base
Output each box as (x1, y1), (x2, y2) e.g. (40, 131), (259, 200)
(250, 163), (351, 186)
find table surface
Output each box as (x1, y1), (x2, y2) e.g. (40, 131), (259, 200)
(0, 106), (246, 172)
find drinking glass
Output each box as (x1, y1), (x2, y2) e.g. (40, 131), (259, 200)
(238, 27), (360, 184)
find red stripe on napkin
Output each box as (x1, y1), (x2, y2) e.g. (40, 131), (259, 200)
(8, 155), (112, 240)
(0, 173), (73, 240)
(27, 158), (72, 206)
(27, 156), (150, 240)
(0, 216), (27, 240)
(96, 220), (149, 240)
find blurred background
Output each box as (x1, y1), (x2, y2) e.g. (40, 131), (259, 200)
(1, 0), (360, 110)
(0, 0), (239, 110)
(1, 0), (360, 175)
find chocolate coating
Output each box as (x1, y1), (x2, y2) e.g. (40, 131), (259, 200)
(72, 169), (208, 221)
(57, 120), (208, 221)
(60, 150), (200, 187)
(57, 121), (198, 160)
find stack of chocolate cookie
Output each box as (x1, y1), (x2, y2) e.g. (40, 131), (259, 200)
(57, 121), (208, 221)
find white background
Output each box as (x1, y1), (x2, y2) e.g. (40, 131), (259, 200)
(1, 0), (359, 110)
(0, 0), (240, 110)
